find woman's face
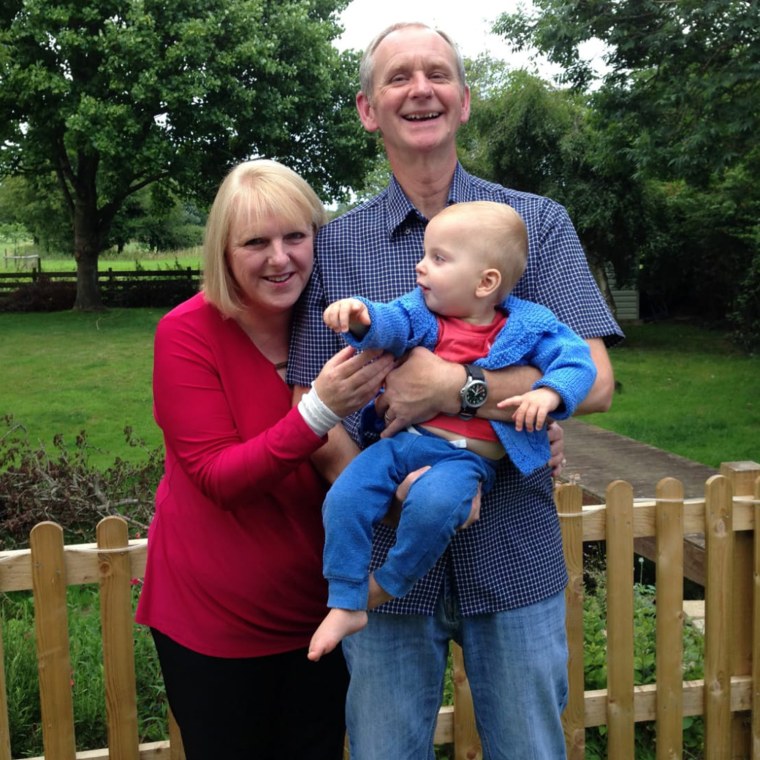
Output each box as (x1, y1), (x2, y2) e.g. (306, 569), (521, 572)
(226, 209), (314, 317)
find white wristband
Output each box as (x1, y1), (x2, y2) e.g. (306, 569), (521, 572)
(298, 385), (342, 437)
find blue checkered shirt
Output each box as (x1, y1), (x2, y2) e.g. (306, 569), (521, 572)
(289, 164), (623, 616)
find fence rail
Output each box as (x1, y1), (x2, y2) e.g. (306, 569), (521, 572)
(0, 268), (201, 292)
(1, 460), (759, 759)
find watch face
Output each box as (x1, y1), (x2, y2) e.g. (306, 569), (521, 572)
(465, 381), (488, 407)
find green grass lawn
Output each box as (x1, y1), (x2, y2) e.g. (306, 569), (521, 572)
(584, 321), (758, 467)
(1, 312), (758, 471)
(1, 308), (166, 469)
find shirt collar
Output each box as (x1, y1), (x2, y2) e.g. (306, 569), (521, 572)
(385, 162), (471, 235)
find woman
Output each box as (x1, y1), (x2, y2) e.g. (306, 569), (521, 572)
(135, 159), (394, 759)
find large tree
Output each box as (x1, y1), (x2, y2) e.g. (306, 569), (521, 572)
(459, 60), (656, 307)
(494, 0), (759, 184)
(0, 0), (375, 309)
(494, 0), (760, 330)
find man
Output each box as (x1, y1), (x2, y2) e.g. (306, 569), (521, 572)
(290, 22), (623, 759)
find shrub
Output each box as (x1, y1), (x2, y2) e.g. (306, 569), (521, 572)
(583, 569), (705, 758)
(0, 416), (162, 550)
(0, 276), (76, 312)
(0, 418), (167, 756)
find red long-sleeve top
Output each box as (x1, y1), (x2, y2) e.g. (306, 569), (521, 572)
(136, 293), (330, 657)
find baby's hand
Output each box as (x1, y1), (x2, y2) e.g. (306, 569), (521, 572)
(497, 387), (561, 433)
(323, 298), (371, 334)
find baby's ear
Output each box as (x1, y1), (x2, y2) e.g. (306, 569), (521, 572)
(476, 268), (501, 298)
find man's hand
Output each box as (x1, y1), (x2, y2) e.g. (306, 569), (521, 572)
(375, 347), (460, 437)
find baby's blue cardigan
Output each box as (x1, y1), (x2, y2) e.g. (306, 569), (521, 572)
(343, 288), (597, 475)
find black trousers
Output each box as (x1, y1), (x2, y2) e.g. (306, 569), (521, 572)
(151, 628), (349, 760)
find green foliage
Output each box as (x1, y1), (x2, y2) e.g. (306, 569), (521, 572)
(495, 0), (759, 180)
(582, 570), (705, 758)
(0, 416), (162, 549)
(459, 63), (654, 291)
(0, 175), (73, 255)
(730, 249), (760, 352)
(0, 0), (376, 308)
(491, 0), (760, 338)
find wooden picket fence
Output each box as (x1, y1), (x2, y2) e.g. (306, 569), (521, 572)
(1, 460), (759, 759)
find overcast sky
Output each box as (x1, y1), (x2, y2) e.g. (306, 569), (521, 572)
(335, 0), (541, 66)
(335, 0), (605, 79)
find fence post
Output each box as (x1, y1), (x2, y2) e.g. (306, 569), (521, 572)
(30, 521), (77, 760)
(557, 482), (585, 758)
(606, 480), (635, 757)
(720, 461), (760, 755)
(704, 474), (733, 755)
(97, 516), (140, 760)
(655, 477), (685, 759)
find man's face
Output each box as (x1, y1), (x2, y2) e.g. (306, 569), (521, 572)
(357, 27), (471, 157)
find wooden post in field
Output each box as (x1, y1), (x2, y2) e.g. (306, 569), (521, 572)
(704, 474), (733, 755)
(655, 477), (685, 759)
(97, 516), (140, 760)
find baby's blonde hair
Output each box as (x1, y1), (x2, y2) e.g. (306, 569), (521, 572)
(433, 201), (528, 299)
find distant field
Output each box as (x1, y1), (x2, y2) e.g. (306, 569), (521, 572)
(46, 249), (202, 272)
(1, 243), (202, 273)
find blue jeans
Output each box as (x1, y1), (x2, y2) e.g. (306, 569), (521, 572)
(342, 588), (568, 760)
(322, 431), (496, 609)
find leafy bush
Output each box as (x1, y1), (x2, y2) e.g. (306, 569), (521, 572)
(0, 418), (167, 756)
(0, 276), (76, 312)
(0, 416), (162, 550)
(730, 249), (760, 352)
(583, 569), (705, 759)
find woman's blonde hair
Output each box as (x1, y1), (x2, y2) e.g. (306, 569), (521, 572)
(202, 159), (327, 317)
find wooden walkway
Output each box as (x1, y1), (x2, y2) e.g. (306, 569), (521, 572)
(560, 418), (719, 586)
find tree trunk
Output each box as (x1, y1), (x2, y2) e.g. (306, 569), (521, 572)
(72, 201), (105, 311)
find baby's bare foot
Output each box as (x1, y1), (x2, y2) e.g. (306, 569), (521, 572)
(308, 608), (368, 662)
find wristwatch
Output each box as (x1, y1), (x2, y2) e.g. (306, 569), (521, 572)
(459, 364), (488, 419)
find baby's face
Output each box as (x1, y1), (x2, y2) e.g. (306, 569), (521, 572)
(415, 214), (487, 318)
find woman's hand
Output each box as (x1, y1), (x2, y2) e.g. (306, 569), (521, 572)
(312, 346), (394, 419)
(547, 421), (566, 477)
(381, 467), (481, 530)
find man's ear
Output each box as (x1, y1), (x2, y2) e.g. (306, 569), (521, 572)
(356, 91), (379, 132)
(476, 268), (502, 299)
(459, 85), (472, 125)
